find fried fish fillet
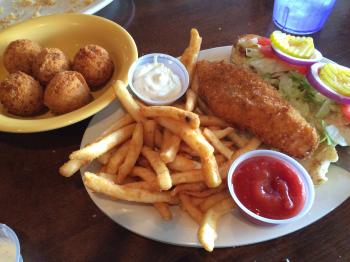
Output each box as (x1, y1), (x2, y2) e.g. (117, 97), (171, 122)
(197, 60), (319, 159)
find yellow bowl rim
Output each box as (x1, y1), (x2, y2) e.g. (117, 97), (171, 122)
(0, 13), (138, 133)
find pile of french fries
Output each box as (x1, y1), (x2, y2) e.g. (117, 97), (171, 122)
(59, 29), (260, 252)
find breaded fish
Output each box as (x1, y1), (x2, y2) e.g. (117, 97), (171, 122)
(197, 60), (319, 159)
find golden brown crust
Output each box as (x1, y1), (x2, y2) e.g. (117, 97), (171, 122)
(3, 39), (42, 75)
(73, 44), (114, 89)
(44, 71), (91, 114)
(32, 47), (70, 85)
(197, 60), (319, 159)
(0, 71), (44, 116)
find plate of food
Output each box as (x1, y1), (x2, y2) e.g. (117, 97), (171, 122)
(60, 29), (350, 251)
(0, 0), (114, 29)
(0, 13), (137, 133)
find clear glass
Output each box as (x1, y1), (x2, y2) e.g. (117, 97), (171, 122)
(273, 0), (337, 35)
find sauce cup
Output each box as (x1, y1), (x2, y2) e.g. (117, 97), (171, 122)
(227, 149), (315, 226)
(127, 53), (189, 105)
(0, 224), (22, 262)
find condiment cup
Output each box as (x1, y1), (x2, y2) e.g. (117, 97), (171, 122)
(127, 53), (189, 105)
(227, 150), (315, 226)
(0, 224), (22, 262)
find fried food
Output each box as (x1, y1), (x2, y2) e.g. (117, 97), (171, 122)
(83, 172), (177, 204)
(73, 44), (114, 89)
(3, 39), (42, 74)
(197, 60), (319, 159)
(198, 197), (235, 252)
(32, 47), (70, 85)
(44, 71), (91, 114)
(0, 71), (44, 116)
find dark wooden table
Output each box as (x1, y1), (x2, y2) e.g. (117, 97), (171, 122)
(1, 0), (349, 261)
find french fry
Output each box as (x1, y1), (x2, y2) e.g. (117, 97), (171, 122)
(227, 131), (249, 148)
(184, 183), (226, 198)
(171, 182), (207, 196)
(59, 159), (87, 177)
(141, 105), (200, 129)
(154, 126), (163, 149)
(215, 154), (227, 165)
(179, 193), (203, 224)
(230, 137), (261, 162)
(116, 122), (143, 184)
(116, 123), (144, 184)
(154, 202), (173, 220)
(123, 181), (159, 191)
(168, 155), (201, 171)
(194, 107), (204, 115)
(98, 114), (135, 138)
(141, 146), (172, 190)
(137, 156), (152, 169)
(201, 153), (221, 188)
(203, 128), (233, 159)
(97, 149), (114, 165)
(157, 117), (221, 188)
(130, 166), (157, 182)
(211, 127), (234, 139)
(98, 172), (117, 182)
(180, 28), (202, 84)
(105, 141), (130, 175)
(160, 129), (181, 163)
(199, 191), (231, 212)
(179, 142), (199, 157)
(70, 123), (135, 161)
(171, 170), (203, 185)
(197, 97), (213, 115)
(113, 80), (146, 122)
(198, 198), (235, 252)
(190, 197), (206, 206)
(219, 137), (261, 179)
(185, 88), (197, 112)
(83, 172), (176, 204)
(221, 140), (234, 148)
(190, 73), (199, 93)
(199, 115), (229, 127)
(157, 117), (214, 157)
(143, 120), (156, 148)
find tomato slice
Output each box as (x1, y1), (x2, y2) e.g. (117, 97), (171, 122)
(260, 45), (275, 59)
(258, 37), (271, 46)
(341, 104), (350, 121)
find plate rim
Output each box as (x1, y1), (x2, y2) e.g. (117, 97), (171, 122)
(80, 45), (350, 248)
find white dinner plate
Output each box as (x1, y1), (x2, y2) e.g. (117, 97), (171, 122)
(80, 46), (350, 248)
(0, 0), (113, 29)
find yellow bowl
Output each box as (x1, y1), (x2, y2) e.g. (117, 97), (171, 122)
(0, 13), (138, 133)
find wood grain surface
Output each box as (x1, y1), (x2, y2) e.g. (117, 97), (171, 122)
(1, 0), (349, 261)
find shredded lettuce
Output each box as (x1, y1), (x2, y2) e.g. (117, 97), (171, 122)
(325, 125), (348, 146)
(238, 38), (259, 49)
(315, 99), (331, 118)
(248, 58), (290, 75)
(245, 48), (263, 59)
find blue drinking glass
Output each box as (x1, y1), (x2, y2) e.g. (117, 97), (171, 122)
(273, 0), (337, 35)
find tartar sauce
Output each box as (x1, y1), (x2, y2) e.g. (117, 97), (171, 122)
(0, 239), (16, 262)
(133, 57), (182, 101)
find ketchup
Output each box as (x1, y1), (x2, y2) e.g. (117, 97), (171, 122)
(232, 156), (306, 220)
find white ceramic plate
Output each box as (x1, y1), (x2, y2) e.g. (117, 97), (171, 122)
(80, 46), (350, 247)
(0, 0), (113, 29)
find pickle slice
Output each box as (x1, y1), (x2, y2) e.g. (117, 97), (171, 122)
(270, 31), (315, 59)
(319, 63), (350, 96)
